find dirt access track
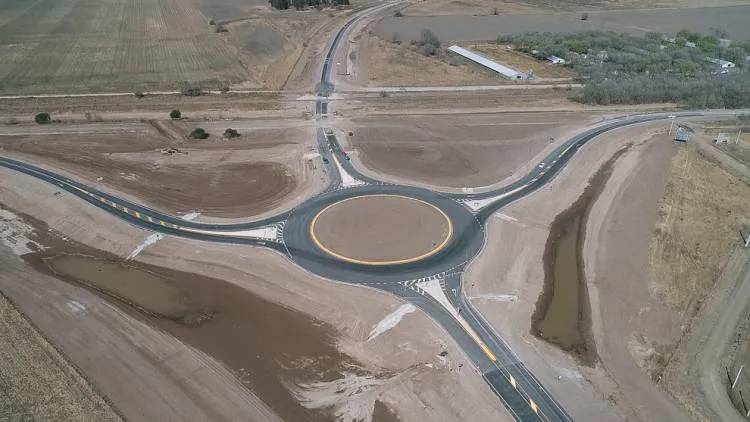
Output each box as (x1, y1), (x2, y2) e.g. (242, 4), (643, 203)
(0, 120), (322, 219)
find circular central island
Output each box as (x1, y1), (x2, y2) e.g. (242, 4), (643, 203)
(310, 194), (453, 265)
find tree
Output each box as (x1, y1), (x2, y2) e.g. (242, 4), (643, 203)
(34, 113), (51, 124)
(190, 128), (209, 139)
(580, 12), (588, 21)
(223, 128), (240, 138)
(419, 29), (440, 49)
(170, 109), (181, 120)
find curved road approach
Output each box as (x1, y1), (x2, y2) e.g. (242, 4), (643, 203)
(0, 4), (740, 421)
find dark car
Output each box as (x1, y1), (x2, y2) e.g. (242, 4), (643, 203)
(322, 157), (329, 164)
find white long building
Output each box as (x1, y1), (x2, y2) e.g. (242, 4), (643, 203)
(448, 45), (530, 80)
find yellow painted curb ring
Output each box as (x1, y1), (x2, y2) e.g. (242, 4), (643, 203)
(309, 194), (453, 266)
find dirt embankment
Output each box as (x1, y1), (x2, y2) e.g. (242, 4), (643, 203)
(7, 204), (392, 422)
(532, 146), (629, 366)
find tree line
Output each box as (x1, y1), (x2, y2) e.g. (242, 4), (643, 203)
(497, 30), (750, 107)
(269, 0), (349, 11)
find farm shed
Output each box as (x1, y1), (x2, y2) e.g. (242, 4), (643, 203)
(447, 45), (530, 80)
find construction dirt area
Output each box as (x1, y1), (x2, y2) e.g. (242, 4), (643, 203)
(3, 0), (750, 420)
(0, 165), (511, 421)
(459, 118), (750, 421)
(0, 121), (321, 219)
(336, 111), (608, 189)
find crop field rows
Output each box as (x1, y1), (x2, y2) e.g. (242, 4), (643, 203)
(0, 0), (250, 94)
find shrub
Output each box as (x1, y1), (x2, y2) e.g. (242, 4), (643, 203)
(5, 117), (18, 125)
(190, 128), (209, 139)
(220, 86), (230, 93)
(209, 19), (215, 25)
(581, 12), (588, 20)
(179, 82), (202, 97)
(170, 109), (181, 119)
(34, 113), (51, 124)
(379, 90), (388, 98)
(134, 91), (144, 98)
(419, 29), (440, 49)
(223, 128), (240, 138)
(214, 24), (228, 33)
(418, 43), (437, 56)
(394, 9), (403, 17)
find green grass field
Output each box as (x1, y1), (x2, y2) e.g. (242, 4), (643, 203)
(0, 0), (250, 94)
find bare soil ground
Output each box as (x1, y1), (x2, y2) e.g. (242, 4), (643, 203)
(0, 121), (319, 218)
(336, 111), (605, 189)
(375, 5), (750, 41)
(358, 35), (504, 87)
(402, 0), (750, 16)
(464, 122), (697, 420)
(312, 195), (451, 262)
(0, 161), (511, 421)
(0, 291), (121, 421)
(0, 93), (303, 124)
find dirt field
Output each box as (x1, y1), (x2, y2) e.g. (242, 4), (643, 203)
(358, 35), (504, 87)
(0, 165), (511, 422)
(312, 195), (451, 262)
(401, 0), (750, 16)
(0, 291), (121, 421)
(337, 111), (605, 189)
(0, 0), (250, 95)
(375, 5), (750, 41)
(0, 121), (319, 218)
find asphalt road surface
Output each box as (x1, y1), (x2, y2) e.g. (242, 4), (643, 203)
(1, 3), (744, 420)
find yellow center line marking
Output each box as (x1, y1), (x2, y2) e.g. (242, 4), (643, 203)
(147, 216), (153, 223)
(159, 220), (166, 226)
(309, 194), (453, 266)
(123, 207), (129, 214)
(135, 211), (141, 218)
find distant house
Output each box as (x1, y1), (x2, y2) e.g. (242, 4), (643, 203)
(546, 55), (566, 64)
(706, 57), (736, 68)
(674, 129), (690, 143)
(447, 45), (530, 80)
(685, 41), (697, 48)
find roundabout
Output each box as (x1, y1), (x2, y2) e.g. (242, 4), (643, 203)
(282, 185), (484, 284)
(309, 194), (453, 266)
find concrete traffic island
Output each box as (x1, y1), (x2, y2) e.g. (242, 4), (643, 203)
(309, 194), (453, 265)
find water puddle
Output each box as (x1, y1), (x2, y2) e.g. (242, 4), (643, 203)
(532, 146), (630, 365)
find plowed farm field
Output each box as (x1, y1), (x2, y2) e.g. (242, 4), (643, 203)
(0, 0), (249, 95)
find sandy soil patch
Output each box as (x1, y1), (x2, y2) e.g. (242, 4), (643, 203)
(338, 111), (604, 189)
(312, 195), (451, 263)
(0, 122), (319, 218)
(0, 291), (121, 421)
